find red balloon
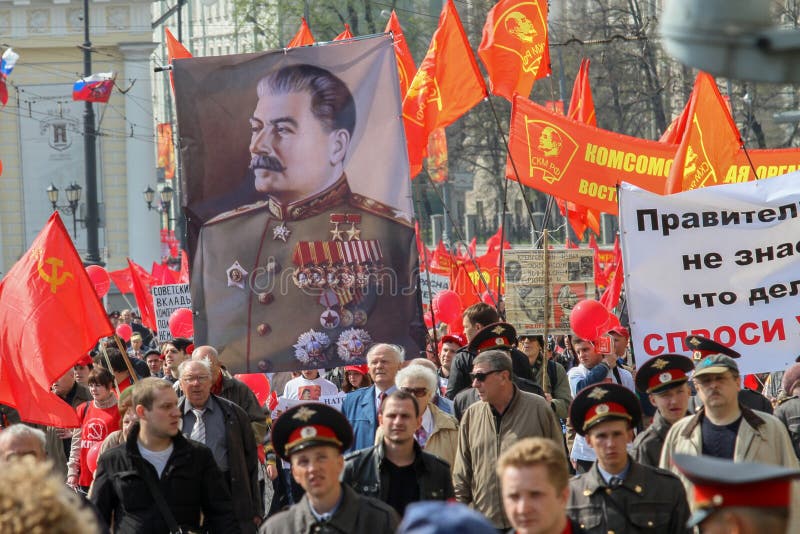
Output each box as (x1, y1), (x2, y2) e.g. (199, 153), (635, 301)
(86, 441), (102, 474)
(115, 323), (132, 343)
(423, 311), (434, 328)
(569, 299), (613, 340)
(234, 373), (271, 406)
(86, 265), (110, 298)
(169, 308), (194, 339)
(433, 290), (462, 324)
(448, 316), (465, 335)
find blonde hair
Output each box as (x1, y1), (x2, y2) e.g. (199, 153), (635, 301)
(0, 458), (98, 533)
(496, 437), (570, 492)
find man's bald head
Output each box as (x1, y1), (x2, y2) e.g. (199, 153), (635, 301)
(192, 345), (221, 379)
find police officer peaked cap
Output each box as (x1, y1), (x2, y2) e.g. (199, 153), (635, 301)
(672, 454), (800, 528)
(468, 322), (517, 353)
(272, 402), (353, 460)
(569, 383), (642, 436)
(634, 354), (694, 394)
(684, 335), (740, 360)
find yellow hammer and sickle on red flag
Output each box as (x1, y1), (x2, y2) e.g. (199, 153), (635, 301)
(38, 257), (73, 293)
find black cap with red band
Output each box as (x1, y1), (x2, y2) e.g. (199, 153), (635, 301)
(467, 322), (517, 354)
(271, 402), (353, 460)
(569, 383), (642, 436)
(634, 354), (694, 395)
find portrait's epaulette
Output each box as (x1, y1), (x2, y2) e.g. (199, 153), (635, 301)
(349, 193), (414, 228)
(776, 395), (797, 406)
(204, 200), (270, 226)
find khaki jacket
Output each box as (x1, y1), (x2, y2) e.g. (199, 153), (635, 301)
(260, 484), (398, 534)
(660, 404), (800, 530)
(374, 403), (459, 467)
(530, 355), (572, 419)
(452, 386), (563, 528)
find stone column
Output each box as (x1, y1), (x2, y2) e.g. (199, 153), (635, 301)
(118, 41), (160, 265)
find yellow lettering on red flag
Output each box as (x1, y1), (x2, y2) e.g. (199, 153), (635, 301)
(402, 0), (487, 178)
(478, 0), (550, 101)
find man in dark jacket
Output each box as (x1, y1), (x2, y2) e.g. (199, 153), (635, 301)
(261, 402), (399, 533)
(177, 359), (262, 533)
(343, 390), (453, 515)
(90, 377), (239, 533)
(445, 304), (533, 400)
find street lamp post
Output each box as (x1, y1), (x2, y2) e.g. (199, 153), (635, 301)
(46, 182), (85, 238)
(143, 184), (176, 231)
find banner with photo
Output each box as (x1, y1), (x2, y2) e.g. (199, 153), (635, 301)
(504, 248), (595, 336)
(173, 35), (424, 373)
(619, 174), (800, 375)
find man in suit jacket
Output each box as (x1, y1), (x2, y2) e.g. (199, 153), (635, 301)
(342, 343), (402, 452)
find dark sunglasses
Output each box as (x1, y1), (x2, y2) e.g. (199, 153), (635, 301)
(401, 386), (428, 398)
(469, 370), (501, 382)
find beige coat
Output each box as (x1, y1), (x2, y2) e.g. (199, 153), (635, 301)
(452, 386), (563, 529)
(375, 402), (459, 467)
(660, 404), (800, 531)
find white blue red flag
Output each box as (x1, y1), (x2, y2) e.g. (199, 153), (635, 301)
(1, 48), (19, 76)
(72, 72), (115, 103)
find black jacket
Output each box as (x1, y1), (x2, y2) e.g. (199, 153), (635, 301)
(90, 422), (240, 534)
(342, 440), (454, 508)
(446, 347), (534, 400)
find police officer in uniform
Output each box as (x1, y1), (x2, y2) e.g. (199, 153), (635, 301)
(673, 454), (800, 533)
(567, 383), (691, 533)
(261, 402), (399, 533)
(192, 64), (423, 374)
(632, 354), (694, 467)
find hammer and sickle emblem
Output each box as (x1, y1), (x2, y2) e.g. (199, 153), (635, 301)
(38, 257), (73, 293)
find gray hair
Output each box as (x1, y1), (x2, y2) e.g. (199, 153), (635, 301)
(367, 343), (404, 365)
(177, 358), (212, 380)
(396, 365), (438, 401)
(473, 350), (513, 375)
(0, 424), (46, 451)
(408, 357), (437, 373)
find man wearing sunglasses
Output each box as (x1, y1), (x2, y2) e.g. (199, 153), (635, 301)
(452, 350), (562, 529)
(343, 390), (454, 516)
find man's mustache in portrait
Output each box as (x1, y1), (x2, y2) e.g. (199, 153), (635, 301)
(250, 154), (286, 172)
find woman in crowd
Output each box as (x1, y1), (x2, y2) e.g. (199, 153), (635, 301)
(377, 364), (459, 467)
(99, 386), (137, 454)
(67, 367), (120, 493)
(341, 365), (372, 393)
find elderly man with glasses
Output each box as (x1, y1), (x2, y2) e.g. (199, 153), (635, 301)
(452, 350), (562, 530)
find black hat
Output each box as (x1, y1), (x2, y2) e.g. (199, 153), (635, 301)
(171, 337), (193, 353)
(569, 383), (642, 436)
(684, 335), (740, 361)
(672, 454), (800, 528)
(635, 354), (694, 394)
(272, 403), (353, 460)
(468, 322), (517, 353)
(144, 348), (162, 358)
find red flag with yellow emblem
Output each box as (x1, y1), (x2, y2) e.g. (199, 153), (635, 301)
(385, 11), (417, 98)
(478, 0), (550, 101)
(288, 18), (315, 48)
(664, 72), (742, 194)
(0, 212), (113, 427)
(403, 0), (487, 178)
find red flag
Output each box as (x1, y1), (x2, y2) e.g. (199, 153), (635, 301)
(288, 18), (315, 48)
(565, 239), (579, 249)
(151, 262), (179, 285)
(385, 11), (417, 98)
(109, 268), (133, 293)
(178, 249), (190, 284)
(402, 0), (488, 178)
(599, 255), (623, 311)
(588, 234), (607, 287)
(664, 72), (742, 194)
(165, 28), (192, 92)
(334, 24), (353, 41)
(0, 212), (113, 427)
(128, 259), (157, 332)
(0, 77), (8, 107)
(485, 227), (512, 253)
(468, 237), (477, 258)
(414, 221), (430, 270)
(478, 0), (550, 101)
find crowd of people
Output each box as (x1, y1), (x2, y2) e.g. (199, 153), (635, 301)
(0, 303), (799, 533)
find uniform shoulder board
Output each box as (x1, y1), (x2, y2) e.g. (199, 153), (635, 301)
(204, 200), (270, 226)
(349, 193), (414, 228)
(647, 464), (683, 481)
(776, 395), (798, 406)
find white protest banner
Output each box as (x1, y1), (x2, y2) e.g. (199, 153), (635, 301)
(273, 393), (347, 419)
(420, 272), (450, 309)
(151, 284), (192, 343)
(619, 173), (800, 375)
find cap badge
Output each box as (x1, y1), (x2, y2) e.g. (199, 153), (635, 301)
(652, 358), (669, 370)
(293, 406), (316, 422)
(688, 336), (702, 347)
(492, 325), (505, 334)
(300, 426), (317, 438)
(495, 337), (504, 345)
(596, 403), (609, 414)
(712, 494), (724, 506)
(659, 372), (672, 383)
(588, 387), (609, 400)
(692, 350), (703, 361)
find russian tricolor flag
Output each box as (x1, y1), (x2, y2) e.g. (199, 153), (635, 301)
(73, 72), (115, 103)
(0, 48), (19, 107)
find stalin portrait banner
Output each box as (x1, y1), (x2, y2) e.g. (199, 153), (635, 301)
(173, 35), (424, 373)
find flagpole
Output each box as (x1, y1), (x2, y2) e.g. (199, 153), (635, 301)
(421, 242), (438, 350)
(99, 344), (122, 397)
(112, 335), (140, 384)
(81, 0), (102, 266)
